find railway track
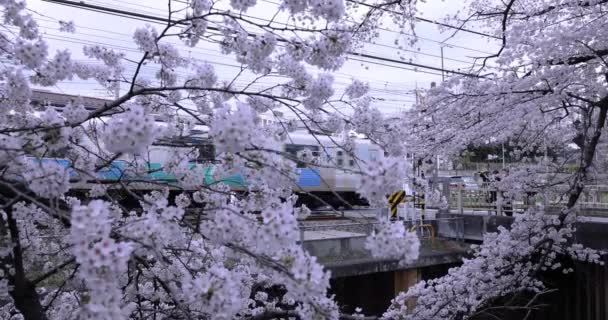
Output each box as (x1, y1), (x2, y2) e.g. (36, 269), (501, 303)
(305, 208), (377, 220)
(306, 211), (347, 220)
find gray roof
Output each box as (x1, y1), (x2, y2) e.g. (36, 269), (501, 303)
(31, 89), (112, 111)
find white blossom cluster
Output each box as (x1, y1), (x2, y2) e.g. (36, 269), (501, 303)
(234, 148), (298, 194)
(345, 79), (370, 99)
(383, 211), (604, 320)
(357, 157), (408, 206)
(191, 191), (339, 319)
(221, 28), (276, 72)
(163, 148), (206, 189)
(365, 221), (420, 265)
(0, 134), (22, 165)
(0, 0), (406, 319)
(1, 70), (31, 116)
(123, 190), (188, 249)
(70, 200), (134, 319)
(58, 20), (75, 33)
(33, 49), (74, 86)
(231, 0), (257, 11)
(13, 38), (47, 69)
(180, 0), (212, 46)
(1, 0), (40, 40)
(309, 0), (346, 22)
(178, 264), (251, 319)
(102, 105), (158, 154)
(39, 108), (74, 153)
(282, 0), (346, 21)
(7, 0), (608, 319)
(317, 112), (345, 133)
(351, 105), (383, 137)
(62, 100), (89, 124)
(247, 95), (278, 113)
(133, 25), (158, 53)
(303, 73), (335, 109)
(305, 29), (351, 70)
(209, 102), (259, 154)
(83, 45), (124, 69)
(203, 199), (299, 252)
(24, 161), (70, 199)
(187, 62), (217, 91)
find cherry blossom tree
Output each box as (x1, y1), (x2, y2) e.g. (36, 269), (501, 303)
(0, 0), (422, 319)
(3, 0), (606, 318)
(386, 0), (608, 318)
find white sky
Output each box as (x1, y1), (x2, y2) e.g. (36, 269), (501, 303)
(25, 0), (500, 115)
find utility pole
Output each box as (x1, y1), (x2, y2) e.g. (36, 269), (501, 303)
(501, 143), (505, 169)
(440, 46), (446, 82)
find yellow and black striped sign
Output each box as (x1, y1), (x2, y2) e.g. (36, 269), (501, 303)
(413, 194), (425, 209)
(388, 190), (406, 218)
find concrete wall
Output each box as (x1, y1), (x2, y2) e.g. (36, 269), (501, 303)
(302, 229), (468, 278)
(435, 213), (608, 252)
(330, 263), (458, 317)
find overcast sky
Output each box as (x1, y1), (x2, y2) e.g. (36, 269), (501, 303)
(25, 0), (500, 115)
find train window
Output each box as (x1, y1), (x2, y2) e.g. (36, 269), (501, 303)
(285, 144), (320, 168)
(43, 128), (69, 158)
(46, 147), (68, 158)
(335, 150), (345, 167)
(369, 150), (378, 161)
(196, 143), (215, 163)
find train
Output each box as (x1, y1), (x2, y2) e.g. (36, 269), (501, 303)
(25, 91), (386, 208)
(28, 129), (382, 209)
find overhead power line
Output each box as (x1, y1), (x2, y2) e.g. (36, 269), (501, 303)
(97, 0), (498, 55)
(29, 15), (439, 87)
(36, 25), (444, 82)
(41, 0), (482, 78)
(347, 0), (500, 40)
(173, 0), (500, 40)
(254, 0), (497, 54)
(35, 13), (477, 69)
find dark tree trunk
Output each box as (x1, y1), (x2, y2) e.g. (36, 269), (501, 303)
(0, 193), (48, 320)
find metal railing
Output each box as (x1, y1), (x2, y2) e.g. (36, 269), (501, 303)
(446, 184), (608, 216)
(298, 217), (467, 243)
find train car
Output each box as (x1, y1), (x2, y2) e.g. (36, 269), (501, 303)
(26, 91), (380, 208)
(280, 131), (380, 208)
(143, 129), (380, 208)
(24, 127), (380, 208)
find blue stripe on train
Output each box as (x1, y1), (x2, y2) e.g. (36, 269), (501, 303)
(297, 168), (321, 187)
(37, 158), (78, 178)
(27, 157), (323, 188)
(97, 161), (126, 180)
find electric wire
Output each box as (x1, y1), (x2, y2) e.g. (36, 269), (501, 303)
(40, 0), (484, 78)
